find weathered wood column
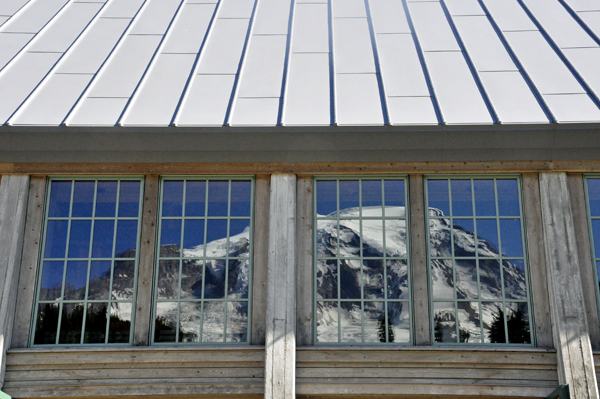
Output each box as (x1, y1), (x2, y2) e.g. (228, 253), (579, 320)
(539, 172), (599, 398)
(265, 174), (296, 399)
(0, 175), (30, 389)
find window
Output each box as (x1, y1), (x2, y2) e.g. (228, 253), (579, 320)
(32, 178), (143, 345)
(426, 176), (532, 345)
(314, 177), (411, 344)
(152, 177), (253, 344)
(585, 176), (600, 319)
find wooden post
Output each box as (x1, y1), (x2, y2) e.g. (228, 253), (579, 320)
(296, 176), (313, 346)
(539, 172), (599, 398)
(251, 175), (270, 345)
(0, 175), (30, 389)
(264, 174), (296, 399)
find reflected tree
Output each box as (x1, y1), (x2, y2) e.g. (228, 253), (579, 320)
(488, 307), (506, 343)
(378, 313), (394, 343)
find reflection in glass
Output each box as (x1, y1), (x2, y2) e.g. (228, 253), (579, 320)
(118, 181), (141, 217)
(112, 260), (135, 300)
(431, 259), (454, 300)
(179, 302), (201, 343)
(204, 259), (226, 299)
(160, 219), (181, 257)
(362, 219), (383, 257)
(506, 302), (531, 344)
(226, 301), (248, 342)
(427, 180), (450, 216)
(451, 180), (473, 217)
(340, 258), (361, 299)
(433, 302), (456, 343)
(338, 220), (360, 258)
(503, 260), (527, 300)
(95, 181), (117, 217)
(384, 180), (405, 208)
(474, 179), (495, 216)
(181, 260), (203, 299)
(457, 302), (480, 343)
(230, 181), (251, 216)
(59, 303), (84, 344)
(84, 302), (107, 344)
(363, 301), (385, 343)
(68, 220), (91, 258)
(155, 302), (177, 343)
(483, 302), (504, 343)
(386, 260), (408, 300)
(64, 261), (88, 300)
(72, 181), (94, 217)
(162, 180), (183, 217)
(361, 180), (382, 209)
(317, 220), (337, 258)
(476, 219), (499, 255)
(453, 219), (474, 257)
(158, 260), (180, 299)
(202, 301), (225, 342)
(228, 259), (249, 299)
(339, 180), (359, 211)
(593, 220), (600, 256)
(185, 180), (206, 217)
(479, 259), (501, 299)
(317, 259), (337, 300)
(455, 259), (477, 299)
(497, 179), (519, 216)
(429, 218), (451, 257)
(340, 302), (361, 343)
(208, 181), (229, 217)
(316, 181), (337, 216)
(363, 259), (384, 299)
(44, 220), (68, 258)
(49, 181), (72, 217)
(588, 179), (600, 216)
(500, 219), (523, 257)
(114, 220), (138, 257)
(316, 301), (338, 343)
(88, 261), (111, 300)
(92, 220), (114, 258)
(34, 303), (59, 345)
(108, 302), (131, 343)
(229, 219), (250, 257)
(183, 219), (205, 256)
(206, 219), (228, 253)
(384, 219), (407, 257)
(40, 261), (64, 301)
(388, 302), (410, 343)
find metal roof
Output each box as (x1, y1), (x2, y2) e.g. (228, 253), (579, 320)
(1, 0), (600, 127)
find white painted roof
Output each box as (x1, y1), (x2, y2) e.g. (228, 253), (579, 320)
(1, 0), (600, 127)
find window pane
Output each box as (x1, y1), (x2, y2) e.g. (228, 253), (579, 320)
(497, 179), (520, 216)
(34, 304), (59, 345)
(114, 220), (138, 258)
(158, 259), (180, 300)
(384, 180), (405, 208)
(59, 303), (84, 344)
(500, 219), (523, 257)
(162, 181), (183, 217)
(72, 181), (94, 218)
(474, 180), (495, 216)
(64, 261), (88, 300)
(317, 259), (338, 300)
(433, 302), (456, 343)
(363, 301), (385, 343)
(339, 180), (359, 212)
(179, 302), (201, 343)
(316, 301), (338, 343)
(361, 180), (382, 210)
(39, 261), (64, 301)
(230, 181), (251, 217)
(92, 220), (114, 258)
(185, 181), (206, 217)
(316, 181), (337, 216)
(428, 180), (450, 216)
(155, 302), (178, 343)
(44, 220), (68, 258)
(183, 219), (205, 257)
(386, 260), (408, 300)
(84, 303), (107, 344)
(95, 181), (117, 217)
(112, 260), (135, 300)
(48, 181), (72, 217)
(202, 301), (225, 342)
(340, 302), (362, 343)
(458, 302), (481, 343)
(118, 181), (141, 217)
(68, 220), (91, 258)
(208, 181), (229, 217)
(451, 180), (473, 217)
(388, 302), (410, 343)
(226, 301), (248, 342)
(88, 261), (111, 300)
(108, 302), (131, 343)
(228, 259), (249, 299)
(455, 259), (477, 300)
(181, 259), (203, 299)
(589, 178), (600, 216)
(160, 219), (181, 257)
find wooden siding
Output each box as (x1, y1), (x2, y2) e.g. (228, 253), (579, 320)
(296, 348), (559, 398)
(3, 347), (264, 398)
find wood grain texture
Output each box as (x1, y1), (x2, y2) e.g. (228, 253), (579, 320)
(539, 172), (599, 398)
(0, 175), (30, 389)
(133, 175), (159, 346)
(265, 174), (296, 399)
(296, 176), (313, 346)
(521, 174), (553, 349)
(10, 176), (46, 349)
(251, 175), (270, 345)
(568, 173), (600, 349)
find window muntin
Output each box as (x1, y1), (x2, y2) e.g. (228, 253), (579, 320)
(585, 176), (600, 320)
(314, 177), (411, 344)
(152, 177), (253, 344)
(32, 178), (143, 345)
(426, 176), (533, 345)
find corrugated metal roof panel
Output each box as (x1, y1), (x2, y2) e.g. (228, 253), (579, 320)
(3, 0), (600, 126)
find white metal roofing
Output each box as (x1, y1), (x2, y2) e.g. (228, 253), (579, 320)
(1, 0), (600, 127)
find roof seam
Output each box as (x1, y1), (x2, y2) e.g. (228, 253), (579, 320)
(328, 0), (337, 125)
(365, 0), (391, 125)
(277, 0), (296, 126)
(556, 0), (600, 47)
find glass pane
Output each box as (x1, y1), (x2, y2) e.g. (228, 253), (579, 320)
(48, 181), (72, 217)
(451, 180), (473, 217)
(497, 179), (520, 216)
(384, 219), (406, 257)
(588, 179), (600, 216)
(387, 259), (408, 300)
(59, 303), (84, 344)
(183, 219), (205, 257)
(108, 302), (131, 343)
(429, 218), (451, 257)
(340, 302), (362, 343)
(476, 219), (499, 256)
(34, 303), (59, 345)
(340, 258), (361, 299)
(457, 302), (481, 343)
(84, 302), (107, 344)
(157, 260), (179, 300)
(228, 259), (249, 299)
(339, 180), (359, 213)
(483, 302), (505, 343)
(207, 181), (229, 217)
(455, 259), (478, 299)
(361, 180), (382, 216)
(155, 302), (178, 343)
(114, 220), (138, 258)
(226, 301), (248, 342)
(72, 181), (94, 218)
(427, 180), (450, 216)
(162, 180), (183, 217)
(160, 219), (181, 257)
(92, 220), (114, 258)
(185, 180), (206, 217)
(363, 259), (384, 299)
(384, 180), (405, 208)
(112, 260), (135, 300)
(504, 260), (527, 300)
(338, 219), (360, 257)
(180, 259), (203, 299)
(431, 259), (454, 300)
(362, 219), (383, 257)
(388, 302), (410, 343)
(363, 301), (385, 343)
(68, 220), (91, 258)
(95, 181), (117, 217)
(179, 302), (201, 343)
(593, 219), (600, 257)
(479, 259), (502, 299)
(316, 181), (337, 216)
(316, 301), (338, 343)
(230, 181), (251, 217)
(229, 219), (251, 257)
(118, 181), (141, 217)
(88, 261), (111, 300)
(433, 302), (456, 343)
(507, 302), (531, 344)
(453, 219), (474, 257)
(39, 261), (64, 301)
(317, 259), (338, 300)
(64, 261), (88, 300)
(206, 219), (228, 257)
(204, 259), (226, 299)
(317, 219), (337, 258)
(474, 179), (496, 216)
(202, 301), (225, 342)
(500, 219), (523, 257)
(44, 220), (68, 258)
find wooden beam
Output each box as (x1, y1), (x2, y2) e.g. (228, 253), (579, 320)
(133, 175), (159, 346)
(539, 172), (599, 398)
(409, 175), (430, 346)
(11, 176), (46, 348)
(0, 175), (30, 389)
(264, 174), (296, 399)
(521, 174), (553, 349)
(251, 175), (270, 345)
(296, 176), (313, 346)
